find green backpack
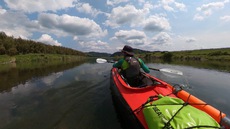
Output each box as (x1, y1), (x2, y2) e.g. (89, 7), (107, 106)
(143, 95), (220, 129)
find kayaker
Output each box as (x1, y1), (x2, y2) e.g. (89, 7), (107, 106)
(113, 45), (150, 87)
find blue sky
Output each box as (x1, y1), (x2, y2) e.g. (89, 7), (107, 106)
(0, 0), (230, 53)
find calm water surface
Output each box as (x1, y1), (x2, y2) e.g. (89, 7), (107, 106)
(0, 61), (230, 129)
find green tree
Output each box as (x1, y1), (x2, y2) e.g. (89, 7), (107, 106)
(0, 44), (6, 54)
(163, 52), (173, 62)
(8, 47), (18, 56)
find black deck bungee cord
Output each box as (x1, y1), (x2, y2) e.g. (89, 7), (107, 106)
(133, 85), (223, 129)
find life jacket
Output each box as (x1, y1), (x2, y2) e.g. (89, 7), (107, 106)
(122, 56), (141, 78)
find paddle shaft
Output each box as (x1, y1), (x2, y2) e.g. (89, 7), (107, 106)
(96, 58), (183, 75)
(149, 68), (160, 71)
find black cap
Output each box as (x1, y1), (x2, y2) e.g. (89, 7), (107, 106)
(122, 45), (134, 56)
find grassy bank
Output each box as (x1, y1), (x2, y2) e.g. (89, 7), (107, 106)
(0, 55), (15, 64)
(0, 54), (88, 74)
(172, 48), (230, 61)
(143, 48), (230, 61)
(0, 54), (86, 64)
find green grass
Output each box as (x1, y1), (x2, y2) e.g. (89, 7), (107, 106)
(0, 55), (15, 63)
(173, 48), (230, 56)
(0, 54), (87, 73)
(143, 48), (230, 61)
(173, 48), (230, 61)
(0, 54), (86, 64)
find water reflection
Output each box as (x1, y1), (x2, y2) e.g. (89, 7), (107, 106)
(148, 59), (230, 73)
(0, 62), (121, 129)
(0, 61), (86, 92)
(41, 72), (63, 86)
(0, 59), (230, 129)
(147, 63), (230, 116)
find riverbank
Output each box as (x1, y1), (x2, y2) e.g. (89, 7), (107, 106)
(0, 54), (86, 64)
(0, 54), (88, 74)
(143, 48), (230, 62)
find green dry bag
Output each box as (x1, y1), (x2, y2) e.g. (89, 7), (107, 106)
(143, 95), (220, 129)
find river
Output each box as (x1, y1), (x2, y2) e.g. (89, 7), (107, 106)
(0, 60), (230, 129)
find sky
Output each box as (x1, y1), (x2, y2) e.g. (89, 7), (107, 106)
(0, 0), (230, 53)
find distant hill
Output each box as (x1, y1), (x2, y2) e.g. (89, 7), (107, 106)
(86, 48), (151, 57)
(111, 48), (152, 57)
(110, 51), (122, 57)
(87, 52), (111, 57)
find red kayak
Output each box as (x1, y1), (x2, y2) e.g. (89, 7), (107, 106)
(110, 68), (230, 129)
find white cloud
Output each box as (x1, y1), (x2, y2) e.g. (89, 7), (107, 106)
(138, 0), (146, 4)
(194, 0), (229, 21)
(113, 29), (147, 45)
(0, 8), (108, 41)
(143, 2), (154, 11)
(105, 5), (145, 28)
(143, 15), (171, 32)
(38, 34), (62, 46)
(38, 13), (107, 38)
(76, 3), (102, 17)
(4, 0), (77, 13)
(220, 15), (230, 22)
(177, 35), (197, 43)
(107, 0), (129, 6)
(197, 1), (227, 12)
(79, 40), (110, 52)
(0, 10), (39, 38)
(193, 14), (204, 21)
(161, 0), (174, 11)
(151, 32), (172, 45)
(158, 0), (186, 12)
(174, 2), (186, 11)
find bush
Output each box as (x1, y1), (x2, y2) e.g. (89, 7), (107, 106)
(163, 52), (173, 62)
(0, 45), (6, 54)
(8, 47), (18, 56)
(208, 51), (228, 56)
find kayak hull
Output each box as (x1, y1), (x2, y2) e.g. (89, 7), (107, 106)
(110, 76), (144, 129)
(110, 68), (229, 129)
(110, 68), (176, 129)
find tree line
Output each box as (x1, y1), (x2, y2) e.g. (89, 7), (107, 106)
(0, 32), (86, 56)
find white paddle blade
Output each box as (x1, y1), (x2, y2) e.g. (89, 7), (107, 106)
(159, 68), (183, 76)
(96, 58), (108, 63)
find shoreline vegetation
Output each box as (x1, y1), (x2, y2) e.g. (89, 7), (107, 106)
(0, 54), (86, 64)
(0, 31), (87, 64)
(0, 31), (230, 72)
(0, 31), (88, 66)
(0, 54), (87, 73)
(142, 48), (230, 62)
